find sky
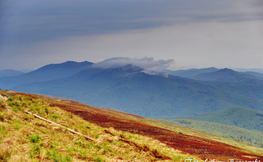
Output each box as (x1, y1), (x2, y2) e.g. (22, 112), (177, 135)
(0, 0), (263, 71)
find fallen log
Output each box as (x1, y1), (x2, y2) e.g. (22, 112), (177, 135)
(25, 111), (94, 141)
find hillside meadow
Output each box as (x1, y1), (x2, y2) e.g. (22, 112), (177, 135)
(1, 90), (263, 161)
(158, 118), (263, 148)
(0, 90), (200, 161)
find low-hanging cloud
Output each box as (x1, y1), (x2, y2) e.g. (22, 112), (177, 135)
(91, 57), (174, 71)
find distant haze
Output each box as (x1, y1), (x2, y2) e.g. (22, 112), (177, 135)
(0, 0), (263, 70)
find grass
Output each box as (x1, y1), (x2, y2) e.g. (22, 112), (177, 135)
(41, 91), (263, 158)
(161, 106), (263, 132)
(0, 91), (202, 161)
(108, 110), (263, 155)
(158, 118), (263, 148)
(150, 119), (263, 155)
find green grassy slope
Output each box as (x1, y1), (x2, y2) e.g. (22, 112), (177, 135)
(158, 118), (263, 148)
(2, 91), (263, 161)
(162, 107), (263, 132)
(0, 92), (200, 161)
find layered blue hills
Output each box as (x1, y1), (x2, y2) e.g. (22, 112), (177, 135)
(1, 60), (263, 118)
(189, 68), (262, 83)
(0, 69), (24, 78)
(0, 61), (93, 89)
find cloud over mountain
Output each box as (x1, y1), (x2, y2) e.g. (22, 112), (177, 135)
(91, 57), (174, 71)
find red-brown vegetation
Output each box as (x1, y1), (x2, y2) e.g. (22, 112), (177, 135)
(9, 91), (263, 161)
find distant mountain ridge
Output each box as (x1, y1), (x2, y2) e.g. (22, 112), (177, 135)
(0, 61), (93, 89)
(166, 68), (263, 83)
(0, 69), (24, 78)
(241, 71), (263, 80)
(8, 61), (263, 118)
(1, 60), (263, 118)
(189, 68), (261, 83)
(165, 67), (218, 78)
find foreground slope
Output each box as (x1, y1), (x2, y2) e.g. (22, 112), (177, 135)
(0, 91), (202, 162)
(4, 91), (263, 161)
(49, 102), (263, 160)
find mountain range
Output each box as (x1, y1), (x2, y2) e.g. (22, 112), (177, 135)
(164, 67), (219, 78)
(0, 69), (24, 78)
(0, 61), (93, 89)
(1, 59), (263, 118)
(165, 68), (263, 82)
(189, 68), (263, 83)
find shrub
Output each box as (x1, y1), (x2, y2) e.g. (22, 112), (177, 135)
(12, 107), (18, 112)
(30, 134), (41, 143)
(0, 101), (5, 109)
(0, 148), (11, 161)
(0, 114), (5, 122)
(52, 114), (60, 119)
(45, 107), (49, 114)
(7, 97), (13, 102)
(95, 156), (103, 162)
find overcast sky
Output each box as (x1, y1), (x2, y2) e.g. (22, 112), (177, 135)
(0, 0), (263, 70)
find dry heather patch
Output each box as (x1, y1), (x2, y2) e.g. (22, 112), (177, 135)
(0, 93), (202, 162)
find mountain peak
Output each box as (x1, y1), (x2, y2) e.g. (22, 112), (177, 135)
(44, 61), (93, 69)
(190, 68), (260, 83)
(0, 61), (94, 89)
(219, 68), (236, 73)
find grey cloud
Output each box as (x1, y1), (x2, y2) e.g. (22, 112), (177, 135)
(91, 57), (174, 71)
(2, 19), (262, 70)
(1, 0), (263, 70)
(1, 0), (263, 45)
